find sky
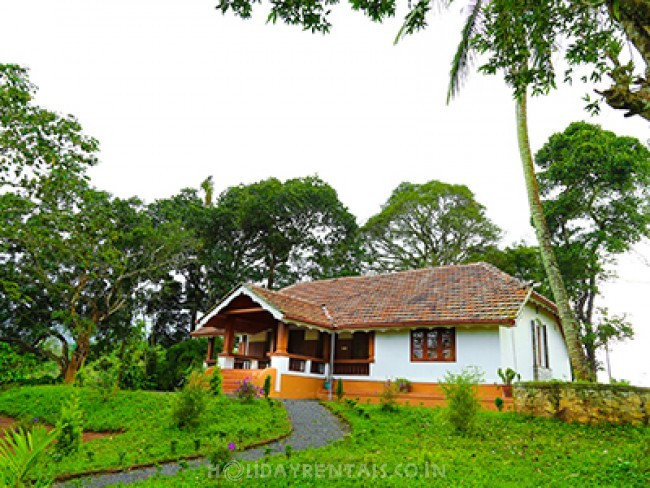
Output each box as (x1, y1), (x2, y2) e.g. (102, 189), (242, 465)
(2, 0), (649, 385)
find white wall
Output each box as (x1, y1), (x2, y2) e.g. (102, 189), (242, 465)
(503, 303), (572, 381)
(369, 327), (502, 383)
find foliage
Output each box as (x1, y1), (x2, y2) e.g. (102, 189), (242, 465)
(171, 372), (209, 430)
(0, 425), (58, 487)
(335, 378), (344, 401)
(209, 366), (223, 396)
(0, 343), (39, 385)
(215, 176), (363, 289)
(53, 392), (84, 458)
(0, 385), (290, 480)
(379, 380), (399, 412)
(0, 186), (192, 384)
(234, 377), (263, 403)
(497, 368), (520, 386)
(155, 339), (208, 391)
(0, 64), (98, 195)
(130, 401), (650, 487)
(440, 367), (484, 435)
(494, 397), (504, 412)
(263, 375), (272, 399)
(536, 121), (649, 376)
(208, 443), (235, 475)
(594, 308), (634, 351)
(75, 355), (120, 401)
(362, 180), (500, 272)
(394, 377), (412, 393)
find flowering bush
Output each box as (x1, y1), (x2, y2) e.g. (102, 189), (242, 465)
(208, 442), (236, 476)
(234, 377), (263, 402)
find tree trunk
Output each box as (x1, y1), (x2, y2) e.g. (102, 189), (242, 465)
(515, 93), (591, 381)
(63, 334), (91, 384)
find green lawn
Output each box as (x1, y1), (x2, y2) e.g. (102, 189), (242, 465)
(0, 385), (290, 482)
(128, 401), (649, 487)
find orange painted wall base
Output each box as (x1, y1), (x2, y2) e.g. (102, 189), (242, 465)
(212, 369), (513, 411)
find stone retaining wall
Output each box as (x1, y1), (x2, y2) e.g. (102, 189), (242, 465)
(513, 382), (650, 425)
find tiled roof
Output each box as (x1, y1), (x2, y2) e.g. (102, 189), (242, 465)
(246, 284), (333, 328)
(242, 262), (551, 329)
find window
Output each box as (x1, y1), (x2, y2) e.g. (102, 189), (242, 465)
(531, 320), (549, 370)
(410, 328), (456, 362)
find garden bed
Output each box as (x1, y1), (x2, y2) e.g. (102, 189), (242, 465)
(0, 385), (291, 481)
(0, 416), (116, 443)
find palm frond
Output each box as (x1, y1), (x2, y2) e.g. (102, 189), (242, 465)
(447, 0), (485, 103)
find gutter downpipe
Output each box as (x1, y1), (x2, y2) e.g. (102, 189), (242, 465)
(322, 304), (336, 401)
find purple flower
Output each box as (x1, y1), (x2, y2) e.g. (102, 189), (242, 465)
(228, 442), (236, 451)
(33, 417), (38, 423)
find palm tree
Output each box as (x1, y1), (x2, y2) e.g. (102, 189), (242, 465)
(442, 2), (591, 380)
(200, 176), (214, 207)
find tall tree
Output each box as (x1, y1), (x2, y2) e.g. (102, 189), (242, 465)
(362, 180), (500, 271)
(217, 176), (362, 289)
(0, 187), (190, 383)
(536, 121), (650, 375)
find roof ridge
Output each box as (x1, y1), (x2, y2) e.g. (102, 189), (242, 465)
(280, 263), (491, 292)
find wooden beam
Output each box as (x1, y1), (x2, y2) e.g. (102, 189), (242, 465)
(223, 307), (265, 315)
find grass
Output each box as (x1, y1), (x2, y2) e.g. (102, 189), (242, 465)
(127, 401), (649, 487)
(0, 385), (290, 481)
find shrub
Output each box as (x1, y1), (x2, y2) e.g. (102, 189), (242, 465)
(171, 372), (208, 429)
(0, 426), (58, 487)
(379, 380), (399, 412)
(440, 366), (484, 435)
(155, 339), (209, 391)
(54, 392), (84, 457)
(336, 378), (344, 401)
(209, 366), (223, 396)
(76, 355), (120, 400)
(494, 397), (504, 412)
(234, 377), (262, 402)
(394, 378), (412, 393)
(208, 442), (236, 476)
(263, 375), (272, 399)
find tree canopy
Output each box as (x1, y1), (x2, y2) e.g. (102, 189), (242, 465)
(0, 188), (190, 382)
(536, 121), (650, 375)
(215, 176), (362, 289)
(362, 180), (500, 271)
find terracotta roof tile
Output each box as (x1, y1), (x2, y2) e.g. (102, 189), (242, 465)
(243, 262), (551, 329)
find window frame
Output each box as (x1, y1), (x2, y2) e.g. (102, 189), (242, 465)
(410, 327), (456, 363)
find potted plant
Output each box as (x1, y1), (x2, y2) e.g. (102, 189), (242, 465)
(394, 377), (412, 393)
(497, 368), (520, 398)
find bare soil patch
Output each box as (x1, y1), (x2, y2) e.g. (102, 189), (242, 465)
(0, 416), (116, 442)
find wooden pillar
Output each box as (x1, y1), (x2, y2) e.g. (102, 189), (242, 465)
(222, 319), (235, 356)
(322, 331), (330, 361)
(206, 337), (214, 361)
(275, 321), (288, 354)
(368, 332), (375, 361)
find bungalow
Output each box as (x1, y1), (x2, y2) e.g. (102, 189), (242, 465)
(191, 263), (571, 405)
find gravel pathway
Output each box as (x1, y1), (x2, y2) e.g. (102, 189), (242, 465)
(57, 400), (347, 487)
